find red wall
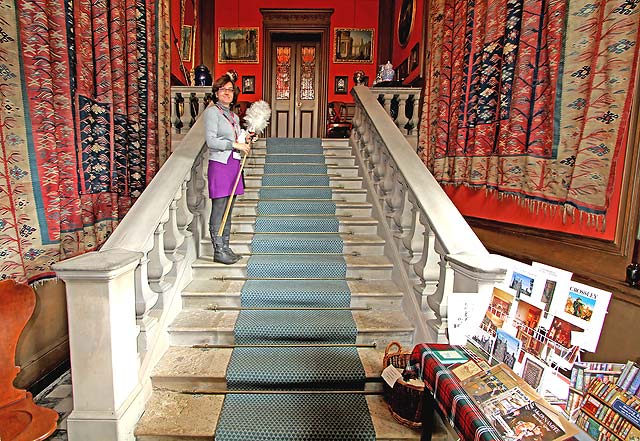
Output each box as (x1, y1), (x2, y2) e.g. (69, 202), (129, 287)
(171, 0), (197, 84)
(391, 0), (424, 84)
(211, 0), (379, 103)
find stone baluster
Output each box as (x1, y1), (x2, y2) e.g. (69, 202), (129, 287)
(396, 94), (409, 133)
(410, 94), (420, 135)
(427, 238), (455, 343)
(163, 189), (186, 262)
(189, 93), (199, 128)
(381, 93), (394, 122)
(379, 150), (395, 206)
(174, 92), (185, 134)
(177, 180), (194, 240)
(369, 134), (383, 188)
(412, 210), (440, 316)
(147, 208), (173, 297)
(187, 151), (207, 257)
(386, 163), (405, 233)
(135, 238), (160, 355)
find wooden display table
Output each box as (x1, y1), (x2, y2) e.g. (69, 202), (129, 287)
(408, 343), (580, 441)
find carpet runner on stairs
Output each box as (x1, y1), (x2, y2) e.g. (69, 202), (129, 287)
(214, 138), (377, 440)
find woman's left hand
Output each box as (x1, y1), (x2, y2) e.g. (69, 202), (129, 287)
(233, 142), (251, 154)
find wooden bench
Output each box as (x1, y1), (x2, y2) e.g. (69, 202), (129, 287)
(0, 279), (59, 441)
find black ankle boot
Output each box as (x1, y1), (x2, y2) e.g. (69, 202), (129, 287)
(223, 232), (241, 261)
(213, 237), (240, 265)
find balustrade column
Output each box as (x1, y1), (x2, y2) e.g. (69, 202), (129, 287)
(413, 210), (440, 317)
(53, 250), (146, 441)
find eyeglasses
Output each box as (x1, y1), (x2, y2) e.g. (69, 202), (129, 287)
(219, 87), (234, 93)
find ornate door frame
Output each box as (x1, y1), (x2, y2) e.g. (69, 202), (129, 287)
(260, 8), (333, 138)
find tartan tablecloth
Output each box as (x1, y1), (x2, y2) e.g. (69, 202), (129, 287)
(409, 344), (502, 441)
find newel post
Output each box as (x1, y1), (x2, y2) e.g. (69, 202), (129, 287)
(53, 249), (145, 441)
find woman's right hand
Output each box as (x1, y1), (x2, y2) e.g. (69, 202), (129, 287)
(233, 142), (251, 155)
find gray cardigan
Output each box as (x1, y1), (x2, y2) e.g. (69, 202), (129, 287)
(203, 103), (240, 163)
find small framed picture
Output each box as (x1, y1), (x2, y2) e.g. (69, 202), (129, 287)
(242, 75), (255, 94)
(334, 76), (348, 94)
(410, 42), (419, 71)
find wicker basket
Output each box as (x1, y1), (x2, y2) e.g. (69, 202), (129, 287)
(382, 341), (424, 429)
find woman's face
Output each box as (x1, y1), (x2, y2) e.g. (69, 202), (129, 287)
(217, 81), (234, 106)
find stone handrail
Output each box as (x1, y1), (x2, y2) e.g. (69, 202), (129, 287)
(52, 114), (210, 440)
(350, 85), (506, 342)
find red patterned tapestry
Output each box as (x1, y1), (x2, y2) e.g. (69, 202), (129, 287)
(0, 0), (171, 283)
(418, 0), (640, 225)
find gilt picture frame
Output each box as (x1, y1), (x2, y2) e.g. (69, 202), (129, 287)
(218, 27), (259, 63)
(180, 25), (193, 62)
(333, 28), (375, 63)
(242, 75), (255, 94)
(335, 76), (348, 94)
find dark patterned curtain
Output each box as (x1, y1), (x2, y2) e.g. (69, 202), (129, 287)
(418, 0), (640, 225)
(0, 0), (171, 283)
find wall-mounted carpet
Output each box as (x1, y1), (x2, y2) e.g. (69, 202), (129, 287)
(418, 0), (640, 225)
(0, 0), (171, 283)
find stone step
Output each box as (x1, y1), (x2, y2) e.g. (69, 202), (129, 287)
(202, 233), (385, 256)
(233, 200), (373, 217)
(134, 391), (442, 440)
(247, 153), (356, 167)
(229, 214), (379, 234)
(150, 346), (386, 393)
(245, 164), (361, 178)
(167, 309), (414, 349)
(181, 279), (404, 310)
(241, 187), (369, 203)
(191, 255), (394, 280)
(245, 174), (364, 189)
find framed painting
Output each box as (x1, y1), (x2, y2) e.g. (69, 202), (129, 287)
(333, 28), (375, 63)
(242, 75), (255, 94)
(180, 24), (193, 62)
(410, 42), (419, 71)
(218, 27), (259, 63)
(334, 76), (348, 94)
(397, 0), (416, 48)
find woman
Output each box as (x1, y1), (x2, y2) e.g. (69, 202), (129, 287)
(204, 70), (251, 264)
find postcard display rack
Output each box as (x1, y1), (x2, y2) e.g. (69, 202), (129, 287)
(447, 258), (622, 439)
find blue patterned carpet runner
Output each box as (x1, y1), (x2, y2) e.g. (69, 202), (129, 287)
(215, 138), (376, 440)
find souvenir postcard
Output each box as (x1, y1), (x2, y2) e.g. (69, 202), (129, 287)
(514, 299), (543, 333)
(549, 281), (611, 352)
(470, 327), (496, 357)
(499, 258), (545, 302)
(448, 292), (490, 345)
(492, 329), (522, 369)
(547, 316), (584, 350)
(462, 364), (523, 404)
(531, 262), (572, 316)
(481, 286), (516, 336)
(518, 352), (548, 392)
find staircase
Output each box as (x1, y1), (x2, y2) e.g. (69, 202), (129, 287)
(133, 138), (442, 440)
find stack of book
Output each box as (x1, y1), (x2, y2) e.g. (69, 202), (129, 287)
(616, 361), (640, 396)
(575, 378), (640, 440)
(566, 362), (626, 421)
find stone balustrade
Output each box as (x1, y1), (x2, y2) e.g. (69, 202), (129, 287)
(369, 86), (421, 148)
(350, 85), (506, 342)
(52, 117), (209, 441)
(171, 86), (212, 135)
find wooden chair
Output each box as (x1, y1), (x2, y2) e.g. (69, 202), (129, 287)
(0, 279), (58, 441)
(326, 101), (353, 138)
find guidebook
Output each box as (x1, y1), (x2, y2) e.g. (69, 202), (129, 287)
(494, 401), (568, 441)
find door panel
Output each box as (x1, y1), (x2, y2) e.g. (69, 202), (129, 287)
(271, 40), (320, 138)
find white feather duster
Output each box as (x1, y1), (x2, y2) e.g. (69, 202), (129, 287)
(243, 100), (271, 135)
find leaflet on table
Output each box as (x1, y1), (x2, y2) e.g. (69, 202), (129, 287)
(447, 291), (490, 345)
(494, 401), (578, 441)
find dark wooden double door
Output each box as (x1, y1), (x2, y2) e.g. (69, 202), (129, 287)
(269, 34), (321, 138)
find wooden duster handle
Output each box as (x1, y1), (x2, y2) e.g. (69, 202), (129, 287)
(217, 149), (249, 237)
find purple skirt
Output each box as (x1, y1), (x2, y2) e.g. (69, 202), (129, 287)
(208, 158), (245, 198)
